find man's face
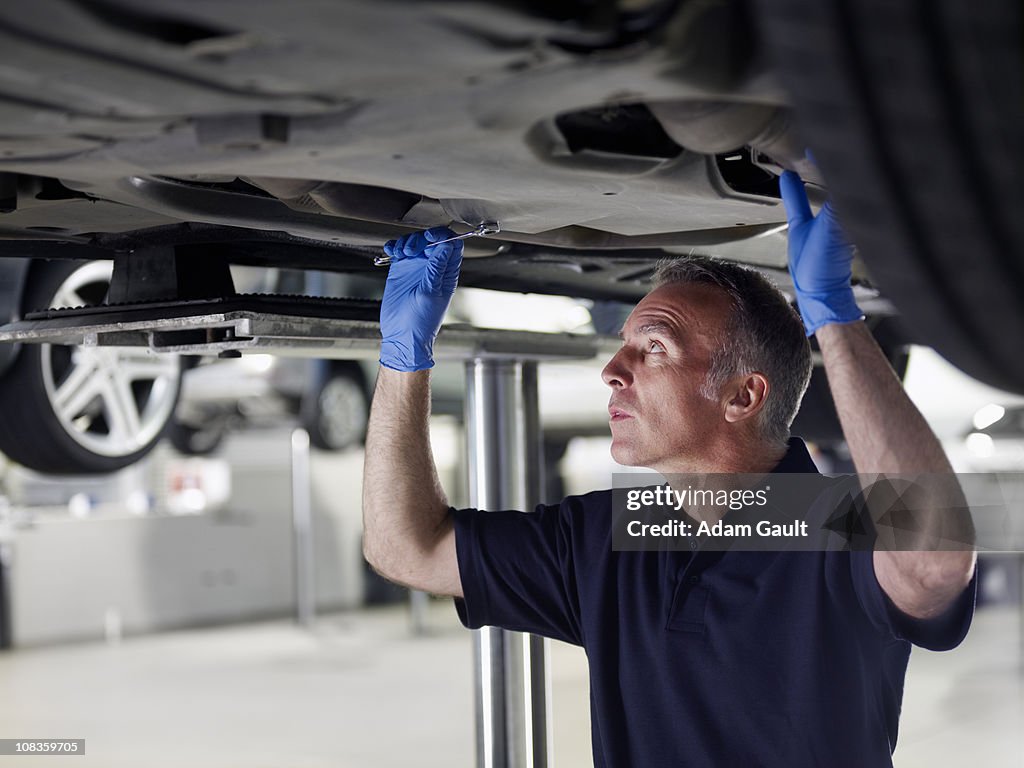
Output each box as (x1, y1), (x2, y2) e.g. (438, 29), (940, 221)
(601, 282), (733, 472)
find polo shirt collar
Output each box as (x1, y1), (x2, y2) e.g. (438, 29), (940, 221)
(771, 437), (820, 475)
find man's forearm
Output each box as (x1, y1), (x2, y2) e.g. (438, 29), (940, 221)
(362, 366), (454, 585)
(817, 321), (950, 474)
(816, 321), (975, 617)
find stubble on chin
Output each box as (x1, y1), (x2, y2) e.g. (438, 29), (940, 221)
(610, 439), (644, 469)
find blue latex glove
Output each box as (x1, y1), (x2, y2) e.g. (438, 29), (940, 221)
(379, 226), (463, 371)
(779, 170), (863, 336)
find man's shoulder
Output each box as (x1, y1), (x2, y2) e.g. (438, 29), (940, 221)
(547, 487), (614, 515)
(535, 489), (616, 549)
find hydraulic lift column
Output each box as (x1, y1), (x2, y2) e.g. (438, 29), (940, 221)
(465, 358), (551, 768)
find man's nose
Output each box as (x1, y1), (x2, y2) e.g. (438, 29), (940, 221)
(601, 348), (633, 389)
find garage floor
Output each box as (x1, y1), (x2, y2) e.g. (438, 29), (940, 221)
(0, 601), (1020, 767)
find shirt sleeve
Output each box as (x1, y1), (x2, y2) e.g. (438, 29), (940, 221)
(451, 500), (584, 646)
(850, 548), (978, 651)
(814, 475), (978, 651)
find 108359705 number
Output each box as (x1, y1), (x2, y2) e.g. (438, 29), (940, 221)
(18, 742), (78, 752)
(0, 739), (84, 755)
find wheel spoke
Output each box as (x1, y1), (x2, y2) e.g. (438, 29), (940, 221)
(53, 353), (104, 419)
(100, 371), (143, 450)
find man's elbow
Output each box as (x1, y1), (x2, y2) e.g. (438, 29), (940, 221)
(362, 530), (407, 585)
(362, 518), (454, 592)
(880, 549), (977, 619)
(914, 551), (976, 620)
(361, 500), (404, 580)
(362, 532), (386, 577)
(919, 549), (976, 597)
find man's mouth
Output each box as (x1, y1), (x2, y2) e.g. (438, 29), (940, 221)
(608, 405), (633, 422)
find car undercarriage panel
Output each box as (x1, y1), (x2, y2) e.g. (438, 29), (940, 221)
(0, 0), (825, 299)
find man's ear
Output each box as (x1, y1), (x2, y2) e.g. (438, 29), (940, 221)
(723, 372), (770, 424)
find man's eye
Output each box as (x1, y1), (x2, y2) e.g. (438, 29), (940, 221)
(647, 340), (665, 353)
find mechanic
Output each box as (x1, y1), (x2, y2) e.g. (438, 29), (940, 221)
(361, 172), (977, 767)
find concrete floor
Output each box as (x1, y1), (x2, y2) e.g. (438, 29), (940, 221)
(0, 601), (1021, 767)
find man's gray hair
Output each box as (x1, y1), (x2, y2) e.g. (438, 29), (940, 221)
(653, 255), (812, 448)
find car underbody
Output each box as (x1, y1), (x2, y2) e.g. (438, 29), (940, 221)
(0, 0), (846, 304)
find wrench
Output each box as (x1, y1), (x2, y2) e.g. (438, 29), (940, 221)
(374, 222), (500, 267)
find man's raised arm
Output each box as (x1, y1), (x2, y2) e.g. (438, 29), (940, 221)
(361, 228), (464, 598)
(780, 172), (976, 621)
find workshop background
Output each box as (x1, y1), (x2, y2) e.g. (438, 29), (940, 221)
(0, 287), (1021, 767)
(0, 0), (1020, 763)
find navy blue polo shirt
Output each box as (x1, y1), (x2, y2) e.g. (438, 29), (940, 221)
(452, 439), (977, 768)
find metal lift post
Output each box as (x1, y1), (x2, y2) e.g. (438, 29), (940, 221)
(465, 359), (550, 768)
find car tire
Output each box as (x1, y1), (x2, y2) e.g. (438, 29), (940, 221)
(757, 0), (1024, 393)
(0, 260), (182, 474)
(302, 363), (369, 451)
